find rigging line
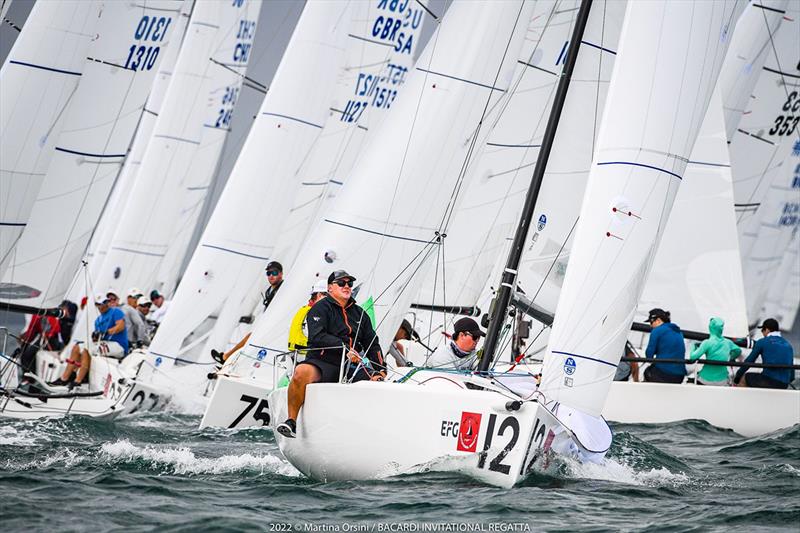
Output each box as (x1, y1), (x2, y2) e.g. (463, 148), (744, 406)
(208, 57), (267, 90)
(415, 0), (440, 22)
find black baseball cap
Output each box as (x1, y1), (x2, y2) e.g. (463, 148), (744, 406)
(758, 318), (779, 332)
(453, 317), (485, 338)
(328, 270), (356, 284)
(399, 318), (420, 341)
(150, 289), (163, 300)
(647, 308), (669, 323)
(266, 261), (283, 273)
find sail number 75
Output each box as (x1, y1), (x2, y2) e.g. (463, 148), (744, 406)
(229, 394), (270, 428)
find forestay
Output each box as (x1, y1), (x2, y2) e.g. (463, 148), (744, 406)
(93, 0), (262, 300)
(0, 0), (185, 307)
(0, 0), (102, 280)
(639, 90), (749, 336)
(236, 0), (535, 376)
(540, 0), (744, 417)
(143, 0), (351, 374)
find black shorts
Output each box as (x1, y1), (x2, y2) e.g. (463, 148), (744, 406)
(644, 365), (684, 384)
(298, 357), (341, 383)
(744, 373), (788, 390)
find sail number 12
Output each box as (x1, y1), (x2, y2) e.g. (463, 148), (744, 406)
(124, 16), (172, 72)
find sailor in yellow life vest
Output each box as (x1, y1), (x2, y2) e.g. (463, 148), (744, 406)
(287, 280), (328, 352)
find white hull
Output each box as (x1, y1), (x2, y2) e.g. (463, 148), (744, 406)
(269, 373), (608, 488)
(604, 381), (800, 437)
(199, 374), (275, 429)
(0, 349), (167, 420)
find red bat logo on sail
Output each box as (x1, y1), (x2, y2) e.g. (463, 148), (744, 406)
(457, 412), (482, 452)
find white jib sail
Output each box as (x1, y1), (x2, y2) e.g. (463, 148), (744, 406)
(92, 0), (262, 300)
(0, 0), (102, 279)
(540, 0), (744, 418)
(0, 0), (185, 307)
(235, 0), (535, 376)
(718, 0), (789, 140)
(200, 0), (426, 358)
(143, 0), (351, 374)
(639, 90), (750, 337)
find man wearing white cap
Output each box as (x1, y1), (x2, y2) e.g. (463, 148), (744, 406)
(49, 294), (128, 388)
(287, 279), (328, 352)
(122, 288), (149, 347)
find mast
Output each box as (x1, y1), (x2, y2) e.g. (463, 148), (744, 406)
(479, 0), (592, 371)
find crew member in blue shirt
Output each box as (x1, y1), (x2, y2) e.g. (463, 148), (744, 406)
(50, 294), (128, 389)
(734, 318), (795, 389)
(643, 308), (687, 384)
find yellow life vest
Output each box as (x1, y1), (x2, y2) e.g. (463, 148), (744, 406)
(288, 305), (311, 352)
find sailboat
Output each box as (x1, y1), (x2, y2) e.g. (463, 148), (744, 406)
(0, 0), (187, 419)
(262, 0), (745, 487)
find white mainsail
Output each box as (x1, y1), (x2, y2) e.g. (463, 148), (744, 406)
(718, 0), (789, 140)
(0, 0), (185, 307)
(70, 0), (195, 305)
(638, 91), (749, 336)
(540, 0), (743, 417)
(413, 0), (626, 318)
(741, 140), (800, 322)
(0, 0), (102, 279)
(92, 0), (262, 300)
(730, 3), (799, 269)
(143, 0), (351, 374)
(235, 0), (535, 373)
(200, 0), (425, 358)
(761, 228), (800, 327)
(268, 0), (425, 271)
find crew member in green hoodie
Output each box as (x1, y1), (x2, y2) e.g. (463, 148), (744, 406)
(688, 317), (741, 386)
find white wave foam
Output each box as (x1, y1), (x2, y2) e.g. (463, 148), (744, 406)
(563, 456), (689, 487)
(0, 426), (28, 446)
(99, 439), (299, 477)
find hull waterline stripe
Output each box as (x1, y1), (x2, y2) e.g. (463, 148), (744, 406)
(580, 40), (616, 55)
(551, 350), (618, 368)
(55, 147), (126, 158)
(416, 67), (505, 92)
(261, 112), (323, 129)
(110, 246), (165, 257)
(201, 244), (271, 260)
(8, 60), (81, 76)
(597, 161), (683, 180)
(324, 219), (435, 244)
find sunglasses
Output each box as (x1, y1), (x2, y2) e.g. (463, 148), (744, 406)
(335, 279), (354, 288)
(266, 270), (280, 276)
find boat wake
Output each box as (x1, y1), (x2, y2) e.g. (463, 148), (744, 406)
(98, 439), (300, 477)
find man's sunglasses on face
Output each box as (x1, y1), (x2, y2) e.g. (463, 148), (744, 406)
(266, 270), (280, 276)
(335, 279), (354, 288)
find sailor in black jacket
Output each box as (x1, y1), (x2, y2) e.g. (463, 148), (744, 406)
(276, 270), (384, 439)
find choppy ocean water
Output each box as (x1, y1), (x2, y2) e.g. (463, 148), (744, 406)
(1, 412), (797, 532)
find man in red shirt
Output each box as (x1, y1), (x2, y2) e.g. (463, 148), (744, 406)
(17, 313), (62, 388)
